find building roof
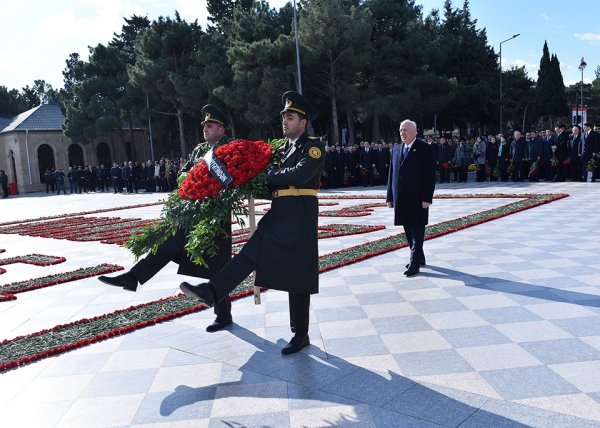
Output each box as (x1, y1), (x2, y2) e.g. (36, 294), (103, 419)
(0, 104), (145, 134)
(0, 116), (11, 130)
(1, 104), (64, 133)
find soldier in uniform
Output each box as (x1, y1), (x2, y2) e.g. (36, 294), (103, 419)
(180, 91), (325, 355)
(99, 104), (234, 332)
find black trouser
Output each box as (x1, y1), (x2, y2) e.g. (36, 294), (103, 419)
(130, 230), (232, 321)
(404, 224), (425, 267)
(438, 165), (450, 183)
(476, 164), (486, 182)
(209, 251), (310, 336)
(570, 157), (583, 181)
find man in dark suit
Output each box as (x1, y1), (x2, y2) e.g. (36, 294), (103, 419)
(528, 130), (543, 181)
(99, 104), (234, 333)
(582, 123), (599, 181)
(386, 119), (436, 277)
(552, 123), (569, 181)
(542, 129), (555, 181)
(359, 142), (377, 186)
(568, 125), (583, 181)
(180, 91), (325, 355)
(511, 130), (527, 181)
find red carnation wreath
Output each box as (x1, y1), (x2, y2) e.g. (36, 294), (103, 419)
(179, 139), (272, 201)
(126, 139), (284, 267)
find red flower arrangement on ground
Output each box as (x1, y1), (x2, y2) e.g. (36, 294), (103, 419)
(0, 264), (123, 302)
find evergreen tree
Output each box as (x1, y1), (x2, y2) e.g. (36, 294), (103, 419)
(128, 12), (205, 156)
(63, 16), (150, 153)
(534, 41), (567, 125)
(214, 1), (295, 138)
(0, 86), (27, 117)
(502, 66), (535, 131)
(433, 0), (497, 133)
(299, 0), (372, 145)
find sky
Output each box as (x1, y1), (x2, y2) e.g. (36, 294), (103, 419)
(1, 0), (598, 92)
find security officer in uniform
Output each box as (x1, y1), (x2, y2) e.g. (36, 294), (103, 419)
(99, 104), (234, 332)
(180, 91), (325, 355)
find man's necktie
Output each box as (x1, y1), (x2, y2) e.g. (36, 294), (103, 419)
(403, 146), (409, 159)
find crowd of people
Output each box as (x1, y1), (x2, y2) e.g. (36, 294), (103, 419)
(42, 158), (186, 195)
(38, 121), (600, 197)
(323, 122), (600, 187)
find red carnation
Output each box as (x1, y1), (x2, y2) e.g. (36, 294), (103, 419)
(178, 139), (272, 201)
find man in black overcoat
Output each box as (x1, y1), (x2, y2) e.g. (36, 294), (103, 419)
(552, 123), (569, 181)
(180, 91), (325, 355)
(99, 104), (234, 332)
(582, 123), (599, 181)
(386, 119), (436, 277)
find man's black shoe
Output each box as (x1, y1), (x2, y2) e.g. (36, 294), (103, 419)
(179, 282), (215, 308)
(98, 272), (138, 291)
(281, 334), (310, 355)
(405, 261), (426, 269)
(206, 318), (233, 333)
(404, 265), (420, 277)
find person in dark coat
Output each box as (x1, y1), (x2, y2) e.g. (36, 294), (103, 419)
(497, 136), (510, 181)
(386, 119), (436, 277)
(582, 123), (599, 181)
(542, 129), (555, 181)
(511, 130), (527, 181)
(76, 166), (86, 193)
(180, 91), (325, 355)
(110, 162), (122, 193)
(99, 104), (235, 332)
(486, 136), (498, 181)
(0, 170), (8, 198)
(568, 125), (583, 181)
(359, 142), (377, 186)
(552, 123), (569, 181)
(436, 137), (452, 183)
(54, 169), (67, 195)
(67, 167), (77, 193)
(527, 130), (543, 181)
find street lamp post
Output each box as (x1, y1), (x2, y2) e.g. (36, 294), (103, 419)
(499, 34), (520, 135)
(579, 57), (587, 125)
(292, 0), (302, 94)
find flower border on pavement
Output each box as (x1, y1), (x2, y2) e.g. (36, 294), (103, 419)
(0, 193), (568, 371)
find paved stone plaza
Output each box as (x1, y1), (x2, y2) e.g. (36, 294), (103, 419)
(0, 181), (599, 427)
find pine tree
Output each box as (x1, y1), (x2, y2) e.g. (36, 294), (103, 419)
(534, 41), (567, 125)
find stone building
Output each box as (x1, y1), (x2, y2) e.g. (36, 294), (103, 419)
(0, 104), (148, 194)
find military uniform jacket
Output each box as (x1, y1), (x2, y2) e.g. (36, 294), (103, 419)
(239, 132), (325, 294)
(173, 137), (233, 278)
(386, 139), (436, 226)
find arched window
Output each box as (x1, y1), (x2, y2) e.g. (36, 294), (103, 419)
(68, 144), (84, 168)
(96, 142), (111, 167)
(37, 144), (55, 183)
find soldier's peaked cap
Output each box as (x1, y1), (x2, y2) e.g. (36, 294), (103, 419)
(201, 104), (228, 126)
(280, 91), (317, 121)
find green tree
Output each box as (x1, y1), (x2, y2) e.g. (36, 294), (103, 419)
(300, 0), (372, 145)
(534, 41), (568, 126)
(128, 12), (205, 157)
(62, 15), (151, 163)
(434, 0), (498, 134)
(0, 86), (27, 117)
(214, 1), (295, 138)
(502, 66), (536, 131)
